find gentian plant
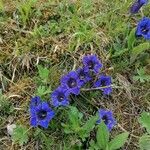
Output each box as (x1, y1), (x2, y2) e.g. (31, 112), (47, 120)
(51, 86), (70, 107)
(29, 54), (115, 128)
(60, 71), (82, 95)
(30, 99), (55, 128)
(97, 109), (116, 131)
(82, 54), (103, 74)
(29, 54), (129, 149)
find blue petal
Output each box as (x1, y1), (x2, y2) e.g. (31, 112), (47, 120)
(103, 87), (112, 95)
(60, 76), (69, 85)
(72, 87), (80, 95)
(130, 2), (142, 14)
(30, 117), (37, 127)
(46, 111), (55, 121)
(38, 120), (49, 128)
(130, 0), (148, 14)
(30, 107), (37, 117)
(69, 71), (78, 79)
(94, 80), (101, 88)
(83, 55), (90, 64)
(138, 0), (148, 5)
(144, 31), (150, 40)
(41, 102), (51, 112)
(61, 100), (69, 106)
(30, 96), (41, 109)
(52, 99), (59, 107)
(36, 103), (42, 112)
(98, 109), (107, 118)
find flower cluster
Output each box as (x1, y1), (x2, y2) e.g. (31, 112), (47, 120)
(51, 54), (111, 108)
(29, 55), (116, 130)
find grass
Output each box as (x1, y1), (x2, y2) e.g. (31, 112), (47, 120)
(0, 0), (150, 149)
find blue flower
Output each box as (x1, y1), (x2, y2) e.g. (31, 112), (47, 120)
(60, 71), (82, 95)
(30, 101), (55, 128)
(82, 55), (102, 74)
(97, 109), (116, 131)
(51, 86), (70, 107)
(30, 96), (41, 109)
(76, 67), (91, 86)
(136, 17), (150, 40)
(94, 75), (112, 95)
(130, 0), (148, 14)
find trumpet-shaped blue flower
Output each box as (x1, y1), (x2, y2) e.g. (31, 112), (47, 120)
(136, 17), (150, 40)
(51, 86), (70, 107)
(30, 101), (55, 128)
(94, 75), (112, 95)
(60, 71), (82, 95)
(130, 0), (148, 14)
(97, 109), (116, 131)
(82, 55), (102, 74)
(76, 68), (91, 86)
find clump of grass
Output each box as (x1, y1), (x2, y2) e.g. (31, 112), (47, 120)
(16, 0), (37, 26)
(0, 90), (14, 115)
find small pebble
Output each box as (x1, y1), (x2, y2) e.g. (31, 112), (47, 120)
(7, 124), (16, 136)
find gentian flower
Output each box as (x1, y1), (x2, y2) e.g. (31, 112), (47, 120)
(130, 0), (148, 14)
(136, 17), (150, 40)
(60, 71), (82, 95)
(76, 67), (91, 86)
(30, 96), (41, 109)
(51, 86), (70, 107)
(97, 109), (116, 131)
(30, 101), (55, 128)
(94, 75), (112, 95)
(82, 55), (102, 74)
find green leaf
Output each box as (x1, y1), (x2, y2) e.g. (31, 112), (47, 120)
(139, 134), (150, 150)
(130, 42), (150, 63)
(133, 68), (150, 83)
(79, 115), (98, 140)
(0, 0), (3, 12)
(36, 86), (51, 97)
(112, 48), (128, 58)
(89, 140), (99, 150)
(128, 28), (136, 50)
(64, 106), (83, 133)
(109, 132), (129, 150)
(34, 128), (53, 149)
(82, 115), (98, 131)
(37, 65), (50, 82)
(12, 125), (29, 146)
(139, 112), (150, 134)
(61, 123), (73, 134)
(40, 131), (54, 149)
(96, 121), (109, 149)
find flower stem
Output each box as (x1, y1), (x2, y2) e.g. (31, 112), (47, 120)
(81, 84), (123, 91)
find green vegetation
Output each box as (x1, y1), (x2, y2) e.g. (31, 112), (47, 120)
(0, 0), (150, 149)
